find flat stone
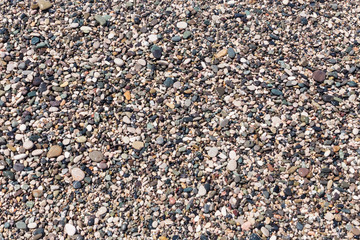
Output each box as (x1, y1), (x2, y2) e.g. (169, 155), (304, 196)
(241, 221), (252, 231)
(89, 151), (104, 162)
(65, 224), (76, 236)
(228, 47), (236, 58)
(37, 0), (52, 10)
(132, 141), (144, 150)
(96, 206), (108, 217)
(227, 159), (237, 171)
(71, 167), (85, 181)
(324, 212), (334, 221)
(76, 136), (87, 143)
(208, 147), (218, 157)
(313, 70), (326, 83)
(261, 226), (269, 237)
(47, 145), (62, 158)
(352, 227), (360, 235)
(80, 26), (92, 33)
(13, 163), (24, 172)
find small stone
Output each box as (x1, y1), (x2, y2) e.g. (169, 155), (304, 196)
(324, 212), (334, 221)
(171, 36), (181, 42)
(96, 207), (108, 217)
(163, 78), (174, 88)
(76, 136), (87, 143)
(13, 163), (24, 172)
(198, 185), (207, 196)
(183, 31), (192, 39)
(352, 227), (360, 235)
(3, 171), (15, 180)
(80, 26), (92, 33)
(261, 226), (269, 237)
(334, 214), (342, 222)
(132, 141), (144, 150)
(313, 70), (326, 83)
(32, 149), (43, 156)
(89, 151), (104, 162)
(37, 0), (52, 10)
(215, 49), (227, 58)
(23, 140), (34, 150)
(65, 224), (76, 236)
(228, 47), (236, 58)
(296, 222), (304, 231)
(176, 21), (187, 29)
(156, 136), (164, 145)
(249, 233), (261, 240)
(298, 168), (309, 177)
(208, 147), (218, 157)
(71, 168), (85, 181)
(16, 221), (27, 230)
(114, 58), (124, 66)
(73, 181), (82, 189)
(47, 145), (62, 158)
(95, 15), (106, 26)
(271, 89), (283, 96)
(227, 159), (237, 171)
(33, 228), (45, 239)
(32, 189), (43, 198)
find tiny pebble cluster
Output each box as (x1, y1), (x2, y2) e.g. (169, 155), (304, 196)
(0, 0), (360, 239)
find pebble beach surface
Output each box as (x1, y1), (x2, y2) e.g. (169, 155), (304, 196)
(1, 0), (360, 239)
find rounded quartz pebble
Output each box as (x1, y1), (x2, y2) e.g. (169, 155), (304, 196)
(89, 151), (104, 162)
(176, 21), (187, 29)
(71, 167), (85, 181)
(31, 149), (43, 156)
(65, 224), (76, 236)
(23, 140), (34, 150)
(227, 159), (237, 171)
(208, 147), (218, 157)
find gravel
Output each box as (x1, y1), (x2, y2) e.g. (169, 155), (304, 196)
(0, 0), (360, 239)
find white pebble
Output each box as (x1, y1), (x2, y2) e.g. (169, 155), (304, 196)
(65, 224), (76, 236)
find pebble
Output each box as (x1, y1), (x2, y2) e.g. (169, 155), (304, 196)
(298, 168), (309, 177)
(37, 0), (52, 10)
(16, 221), (27, 230)
(89, 151), (104, 162)
(32, 189), (43, 198)
(114, 58), (124, 66)
(71, 168), (85, 181)
(313, 70), (326, 83)
(132, 141), (144, 150)
(208, 147), (218, 157)
(198, 185), (207, 196)
(65, 224), (76, 236)
(176, 21), (187, 29)
(23, 140), (34, 150)
(227, 159), (237, 171)
(47, 145), (62, 158)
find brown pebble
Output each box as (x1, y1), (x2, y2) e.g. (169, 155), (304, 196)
(47, 145), (62, 158)
(298, 168), (310, 177)
(312, 70), (326, 83)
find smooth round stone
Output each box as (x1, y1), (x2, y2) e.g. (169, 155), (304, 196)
(208, 147), (218, 157)
(271, 116), (282, 127)
(13, 154), (28, 160)
(183, 31), (192, 39)
(282, 0), (289, 5)
(89, 151), (104, 162)
(76, 136), (87, 143)
(32, 149), (43, 156)
(324, 212), (334, 221)
(47, 145), (62, 158)
(298, 168), (309, 177)
(114, 58), (124, 66)
(227, 159), (237, 171)
(13, 163), (24, 172)
(71, 168), (85, 181)
(132, 141), (144, 150)
(32, 189), (43, 198)
(169, 197), (176, 205)
(96, 206), (107, 217)
(271, 89), (283, 96)
(261, 226), (269, 237)
(73, 181), (82, 189)
(322, 94), (333, 102)
(65, 224), (76, 236)
(28, 222), (37, 229)
(241, 221), (252, 231)
(228, 47), (236, 58)
(23, 140), (34, 150)
(229, 150), (237, 159)
(313, 70), (326, 83)
(177, 21), (187, 29)
(138, 59), (146, 66)
(33, 228), (44, 238)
